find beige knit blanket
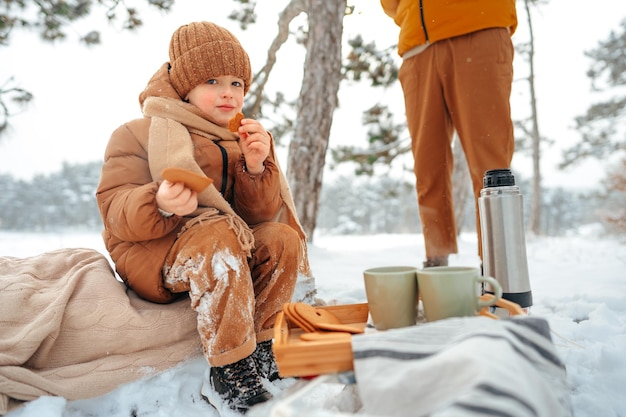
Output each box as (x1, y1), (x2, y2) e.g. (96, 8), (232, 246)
(0, 248), (202, 414)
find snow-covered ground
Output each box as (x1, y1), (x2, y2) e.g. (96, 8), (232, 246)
(1, 230), (625, 417)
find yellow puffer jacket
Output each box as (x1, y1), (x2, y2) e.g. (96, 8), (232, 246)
(381, 0), (517, 56)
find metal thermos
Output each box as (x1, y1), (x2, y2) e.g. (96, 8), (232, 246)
(478, 169), (532, 315)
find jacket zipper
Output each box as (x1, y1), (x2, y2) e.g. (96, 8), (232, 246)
(213, 141), (229, 196)
(419, 0), (429, 42)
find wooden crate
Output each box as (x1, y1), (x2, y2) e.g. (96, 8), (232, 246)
(272, 303), (369, 378)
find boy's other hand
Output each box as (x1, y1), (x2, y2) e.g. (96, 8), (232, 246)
(156, 180), (198, 216)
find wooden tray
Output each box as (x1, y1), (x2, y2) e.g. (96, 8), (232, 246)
(272, 298), (524, 378)
(272, 303), (369, 378)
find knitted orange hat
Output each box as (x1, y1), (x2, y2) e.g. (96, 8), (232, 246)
(168, 22), (251, 98)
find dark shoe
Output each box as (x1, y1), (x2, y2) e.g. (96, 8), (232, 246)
(252, 340), (281, 382)
(422, 256), (449, 268)
(202, 355), (272, 414)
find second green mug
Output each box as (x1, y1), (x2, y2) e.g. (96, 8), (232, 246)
(417, 266), (502, 322)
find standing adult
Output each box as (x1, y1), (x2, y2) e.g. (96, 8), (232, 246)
(380, 1), (518, 267)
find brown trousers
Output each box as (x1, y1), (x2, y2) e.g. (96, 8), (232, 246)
(398, 28), (515, 259)
(163, 220), (301, 367)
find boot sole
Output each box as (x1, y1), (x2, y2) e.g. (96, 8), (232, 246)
(201, 380), (273, 415)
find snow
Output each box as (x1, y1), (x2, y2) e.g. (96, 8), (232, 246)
(1, 230), (625, 417)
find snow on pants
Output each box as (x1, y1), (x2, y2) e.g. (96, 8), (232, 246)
(162, 219), (301, 367)
(398, 27), (515, 259)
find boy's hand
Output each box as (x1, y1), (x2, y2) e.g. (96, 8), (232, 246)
(156, 180), (198, 216)
(238, 119), (270, 175)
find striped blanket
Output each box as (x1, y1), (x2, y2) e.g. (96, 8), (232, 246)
(352, 316), (572, 417)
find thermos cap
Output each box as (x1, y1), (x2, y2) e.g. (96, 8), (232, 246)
(483, 169), (516, 188)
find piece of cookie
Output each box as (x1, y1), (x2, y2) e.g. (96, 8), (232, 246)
(228, 112), (244, 132)
(161, 167), (213, 193)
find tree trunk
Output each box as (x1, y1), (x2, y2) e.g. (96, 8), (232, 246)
(452, 134), (471, 235)
(287, 0), (345, 242)
(524, 0), (542, 235)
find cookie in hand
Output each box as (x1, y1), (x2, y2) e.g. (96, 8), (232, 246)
(228, 112), (244, 132)
(161, 167), (213, 193)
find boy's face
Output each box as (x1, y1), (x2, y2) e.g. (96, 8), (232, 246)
(186, 75), (245, 127)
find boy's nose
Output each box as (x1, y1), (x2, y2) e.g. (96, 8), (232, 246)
(221, 86), (234, 98)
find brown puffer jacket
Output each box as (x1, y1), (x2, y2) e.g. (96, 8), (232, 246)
(380, 0), (517, 56)
(96, 63), (286, 303)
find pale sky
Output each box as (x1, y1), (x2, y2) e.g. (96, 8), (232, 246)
(1, 0), (624, 190)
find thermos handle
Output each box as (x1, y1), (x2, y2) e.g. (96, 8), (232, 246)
(476, 276), (502, 308)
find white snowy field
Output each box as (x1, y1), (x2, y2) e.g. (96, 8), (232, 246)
(0, 230), (625, 417)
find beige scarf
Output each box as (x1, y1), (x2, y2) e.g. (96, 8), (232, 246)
(142, 97), (310, 274)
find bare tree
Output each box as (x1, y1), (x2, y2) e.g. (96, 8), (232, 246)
(286, 0), (346, 240)
(451, 134), (470, 235)
(242, 0), (307, 120)
(515, 0), (546, 235)
(523, 0), (543, 234)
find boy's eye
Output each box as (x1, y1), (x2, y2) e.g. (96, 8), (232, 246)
(232, 81), (243, 88)
(206, 79), (217, 85)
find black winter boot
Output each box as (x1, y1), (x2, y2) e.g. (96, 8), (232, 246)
(252, 340), (281, 382)
(203, 355), (272, 414)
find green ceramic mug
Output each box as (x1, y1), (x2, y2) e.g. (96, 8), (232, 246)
(417, 266), (502, 322)
(363, 266), (419, 330)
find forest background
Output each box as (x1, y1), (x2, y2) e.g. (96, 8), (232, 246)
(1, 0), (625, 239)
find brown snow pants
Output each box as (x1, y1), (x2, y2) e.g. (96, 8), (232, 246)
(398, 28), (515, 259)
(163, 219), (301, 367)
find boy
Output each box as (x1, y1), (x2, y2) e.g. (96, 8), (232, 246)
(96, 21), (309, 414)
